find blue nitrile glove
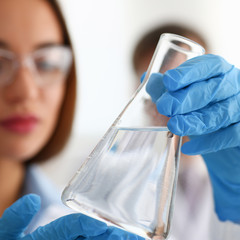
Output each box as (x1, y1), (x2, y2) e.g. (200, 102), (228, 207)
(86, 227), (144, 240)
(0, 194), (143, 240)
(0, 194), (107, 239)
(146, 54), (240, 223)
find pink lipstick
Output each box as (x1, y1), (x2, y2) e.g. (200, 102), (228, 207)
(0, 115), (39, 134)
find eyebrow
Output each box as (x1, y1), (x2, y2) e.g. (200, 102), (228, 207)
(0, 40), (64, 51)
(34, 42), (65, 50)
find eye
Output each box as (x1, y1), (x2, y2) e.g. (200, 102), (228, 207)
(0, 57), (13, 75)
(0, 57), (7, 69)
(0, 59), (3, 72)
(35, 59), (59, 72)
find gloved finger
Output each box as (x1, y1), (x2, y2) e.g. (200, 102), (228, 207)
(181, 122), (240, 155)
(0, 194), (40, 239)
(157, 67), (240, 116)
(145, 73), (165, 103)
(89, 227), (143, 240)
(167, 92), (240, 136)
(163, 54), (233, 91)
(23, 214), (107, 240)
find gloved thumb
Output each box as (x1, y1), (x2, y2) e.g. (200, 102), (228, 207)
(0, 194), (41, 239)
(146, 73), (165, 103)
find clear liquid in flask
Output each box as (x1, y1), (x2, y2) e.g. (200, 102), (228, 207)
(62, 126), (181, 239)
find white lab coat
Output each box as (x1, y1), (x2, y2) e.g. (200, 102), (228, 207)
(169, 155), (240, 240)
(169, 155), (213, 239)
(22, 163), (240, 239)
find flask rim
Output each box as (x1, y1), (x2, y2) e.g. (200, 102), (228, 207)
(160, 33), (205, 55)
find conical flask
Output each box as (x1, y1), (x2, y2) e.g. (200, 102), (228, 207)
(62, 33), (205, 239)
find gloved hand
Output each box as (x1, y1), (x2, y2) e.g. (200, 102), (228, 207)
(87, 227), (144, 240)
(0, 194), (142, 240)
(146, 54), (240, 223)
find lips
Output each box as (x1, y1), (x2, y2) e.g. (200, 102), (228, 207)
(0, 115), (39, 134)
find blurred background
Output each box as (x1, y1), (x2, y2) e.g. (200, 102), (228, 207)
(40, 0), (240, 190)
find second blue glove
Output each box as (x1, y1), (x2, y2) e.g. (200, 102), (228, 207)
(146, 54), (240, 223)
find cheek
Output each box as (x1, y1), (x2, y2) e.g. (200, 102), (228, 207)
(0, 85), (66, 161)
(43, 85), (66, 124)
(39, 85), (66, 141)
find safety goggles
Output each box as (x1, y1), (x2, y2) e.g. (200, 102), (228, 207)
(0, 45), (73, 87)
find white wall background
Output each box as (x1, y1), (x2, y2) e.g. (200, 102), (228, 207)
(40, 0), (240, 189)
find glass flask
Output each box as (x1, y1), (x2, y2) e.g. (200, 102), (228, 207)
(62, 33), (205, 239)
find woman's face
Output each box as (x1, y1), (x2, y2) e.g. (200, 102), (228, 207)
(0, 0), (66, 161)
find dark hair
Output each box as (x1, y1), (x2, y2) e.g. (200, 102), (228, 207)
(29, 0), (77, 163)
(132, 23), (208, 74)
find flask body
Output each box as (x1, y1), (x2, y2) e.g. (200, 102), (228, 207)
(62, 33), (205, 239)
(63, 126), (180, 239)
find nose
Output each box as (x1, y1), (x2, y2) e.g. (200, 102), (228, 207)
(3, 66), (39, 103)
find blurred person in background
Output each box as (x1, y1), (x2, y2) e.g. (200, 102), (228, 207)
(0, 0), (141, 239)
(132, 24), (212, 240)
(132, 24), (240, 239)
